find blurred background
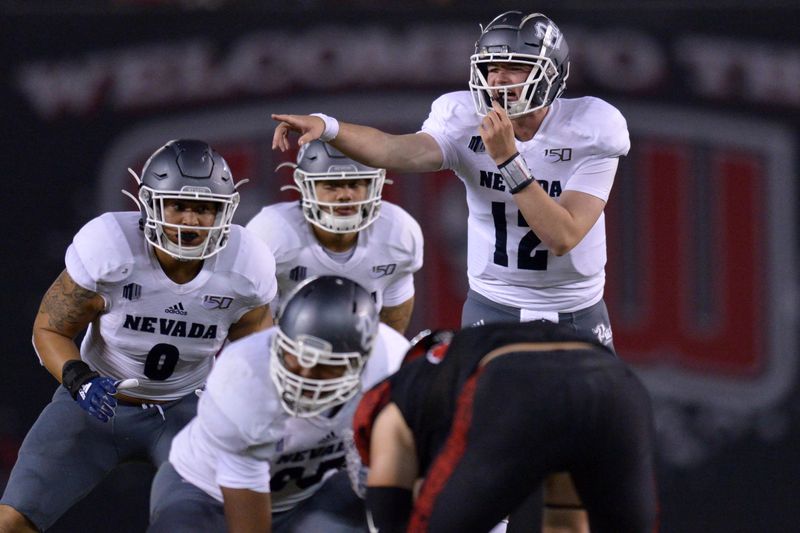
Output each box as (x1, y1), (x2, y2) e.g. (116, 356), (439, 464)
(1, 1), (798, 531)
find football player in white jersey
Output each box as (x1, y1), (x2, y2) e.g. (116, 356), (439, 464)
(271, 10), (627, 532)
(148, 276), (409, 533)
(246, 140), (423, 334)
(0, 139), (278, 533)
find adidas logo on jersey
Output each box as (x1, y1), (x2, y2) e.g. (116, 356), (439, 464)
(318, 431), (338, 444)
(165, 302), (188, 316)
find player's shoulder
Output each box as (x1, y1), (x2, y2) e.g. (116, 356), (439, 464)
(565, 96), (627, 130)
(245, 202), (305, 253)
(554, 96), (630, 157)
(431, 90), (475, 111)
(361, 323), (411, 390)
(209, 328), (273, 382)
(214, 224), (277, 284)
(368, 202), (423, 269)
(205, 226), (277, 304)
(69, 211), (142, 285)
(372, 202), (423, 242)
(427, 91), (481, 131)
(246, 202), (303, 234)
(205, 328), (284, 427)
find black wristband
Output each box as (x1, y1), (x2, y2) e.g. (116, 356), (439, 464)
(545, 502), (586, 510)
(366, 487), (412, 533)
(509, 178), (535, 194)
(62, 360), (99, 399)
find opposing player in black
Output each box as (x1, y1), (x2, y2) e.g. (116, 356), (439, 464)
(354, 322), (659, 533)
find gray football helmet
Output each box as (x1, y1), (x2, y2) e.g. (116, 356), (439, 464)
(280, 140), (386, 234)
(135, 139), (240, 260)
(270, 275), (379, 418)
(469, 11), (570, 118)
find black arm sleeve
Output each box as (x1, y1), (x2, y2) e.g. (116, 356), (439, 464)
(365, 487), (412, 533)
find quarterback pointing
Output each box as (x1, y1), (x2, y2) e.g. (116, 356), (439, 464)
(0, 139), (277, 532)
(246, 140), (423, 334)
(272, 10), (628, 532)
(272, 11), (628, 345)
(148, 276), (410, 533)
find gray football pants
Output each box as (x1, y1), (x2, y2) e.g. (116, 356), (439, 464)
(0, 386), (198, 531)
(461, 289), (616, 353)
(149, 463), (367, 532)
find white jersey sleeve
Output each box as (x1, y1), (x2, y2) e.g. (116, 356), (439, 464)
(560, 97), (629, 202)
(361, 324), (410, 390)
(245, 204), (290, 256)
(420, 92), (480, 172)
(66, 212), (137, 293)
(169, 329), (286, 501)
(214, 226), (278, 320)
(373, 203), (423, 307)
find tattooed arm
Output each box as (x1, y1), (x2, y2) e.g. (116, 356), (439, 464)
(32, 269), (106, 383)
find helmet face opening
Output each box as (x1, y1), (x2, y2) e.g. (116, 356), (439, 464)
(270, 329), (365, 418)
(138, 139), (240, 261)
(269, 276), (379, 418)
(469, 12), (570, 118)
(291, 141), (386, 234)
(139, 188), (239, 261)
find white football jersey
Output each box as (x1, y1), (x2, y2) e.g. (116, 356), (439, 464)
(245, 201), (423, 314)
(421, 91), (630, 312)
(168, 324), (409, 512)
(65, 211), (277, 400)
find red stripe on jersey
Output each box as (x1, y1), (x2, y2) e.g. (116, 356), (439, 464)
(353, 379), (393, 466)
(408, 367), (485, 531)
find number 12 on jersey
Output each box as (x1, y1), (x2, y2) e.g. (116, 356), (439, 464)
(491, 202), (548, 270)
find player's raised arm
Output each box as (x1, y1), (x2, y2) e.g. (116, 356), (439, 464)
(272, 113), (443, 173)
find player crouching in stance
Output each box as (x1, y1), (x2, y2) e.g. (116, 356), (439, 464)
(0, 139), (276, 533)
(246, 140), (423, 335)
(148, 276), (410, 533)
(354, 321), (659, 533)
